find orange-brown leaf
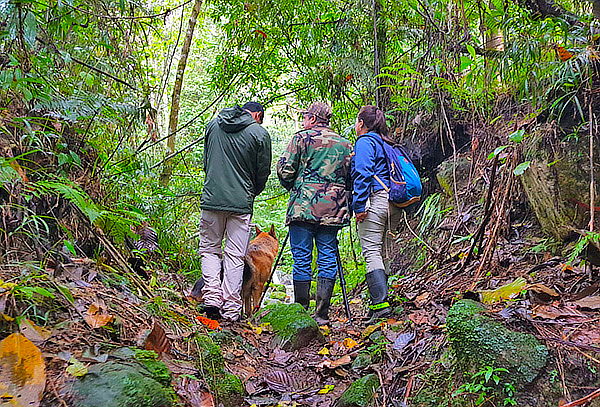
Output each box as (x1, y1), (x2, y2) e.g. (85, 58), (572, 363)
(0, 333), (46, 407)
(196, 316), (221, 330)
(556, 46), (574, 61)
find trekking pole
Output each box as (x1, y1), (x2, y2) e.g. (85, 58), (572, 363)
(256, 231), (290, 312)
(335, 238), (352, 320)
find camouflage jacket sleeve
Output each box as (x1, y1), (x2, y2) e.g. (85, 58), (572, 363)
(277, 133), (301, 191)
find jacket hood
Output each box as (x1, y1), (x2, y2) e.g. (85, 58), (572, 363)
(217, 106), (256, 133)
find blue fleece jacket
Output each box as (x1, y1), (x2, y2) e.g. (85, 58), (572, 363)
(351, 132), (390, 213)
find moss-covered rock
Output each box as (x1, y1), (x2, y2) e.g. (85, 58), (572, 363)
(337, 374), (380, 407)
(70, 362), (173, 407)
(260, 303), (322, 350)
(447, 299), (548, 386)
(134, 350), (172, 386)
(351, 351), (372, 371)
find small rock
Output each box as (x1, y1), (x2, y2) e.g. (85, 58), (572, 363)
(260, 303), (322, 350)
(337, 374), (380, 407)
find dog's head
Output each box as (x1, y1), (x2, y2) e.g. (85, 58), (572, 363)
(252, 224), (279, 253)
(255, 224), (276, 239)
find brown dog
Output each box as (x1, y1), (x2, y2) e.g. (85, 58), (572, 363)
(241, 225), (279, 317)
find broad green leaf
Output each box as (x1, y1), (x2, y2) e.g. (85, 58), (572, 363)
(63, 240), (76, 256)
(487, 145), (508, 160)
(513, 161), (531, 176)
(508, 129), (525, 143)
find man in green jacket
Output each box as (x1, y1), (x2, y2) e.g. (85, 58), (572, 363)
(277, 102), (353, 325)
(193, 102), (271, 321)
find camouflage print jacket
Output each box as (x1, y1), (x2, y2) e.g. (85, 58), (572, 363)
(277, 126), (353, 226)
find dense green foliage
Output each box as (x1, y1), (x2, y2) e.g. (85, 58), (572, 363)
(1, 0), (598, 284)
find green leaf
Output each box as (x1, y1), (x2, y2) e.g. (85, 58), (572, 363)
(66, 357), (88, 376)
(508, 129), (525, 143)
(513, 161), (531, 176)
(466, 44), (476, 59)
(69, 151), (82, 167)
(57, 153), (70, 166)
(56, 284), (75, 304)
(23, 11), (37, 48)
(63, 239), (76, 256)
(17, 286), (56, 299)
(488, 145), (508, 160)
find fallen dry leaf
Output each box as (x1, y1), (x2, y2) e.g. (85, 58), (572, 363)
(317, 355), (352, 369)
(479, 277), (527, 304)
(19, 319), (52, 344)
(144, 322), (171, 356)
(408, 310), (431, 325)
(342, 338), (359, 349)
(574, 296), (600, 310)
(318, 347), (330, 355)
(84, 301), (114, 328)
(0, 333), (46, 407)
(527, 283), (560, 299)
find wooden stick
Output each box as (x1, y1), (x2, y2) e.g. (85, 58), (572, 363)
(561, 388), (600, 407)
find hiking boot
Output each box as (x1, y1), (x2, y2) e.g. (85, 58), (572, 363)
(293, 280), (311, 309)
(314, 277), (335, 325)
(366, 269), (392, 322)
(204, 305), (222, 320)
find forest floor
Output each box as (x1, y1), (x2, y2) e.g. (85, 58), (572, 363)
(4, 214), (598, 407)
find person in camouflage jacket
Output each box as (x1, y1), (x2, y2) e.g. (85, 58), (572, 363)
(277, 102), (353, 325)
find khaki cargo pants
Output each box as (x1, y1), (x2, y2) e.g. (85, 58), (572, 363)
(199, 210), (252, 321)
(357, 190), (402, 273)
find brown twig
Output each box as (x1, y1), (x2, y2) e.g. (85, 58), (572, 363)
(460, 155), (499, 272)
(403, 375), (414, 405)
(561, 388), (600, 407)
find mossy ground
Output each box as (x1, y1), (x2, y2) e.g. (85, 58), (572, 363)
(194, 334), (244, 407)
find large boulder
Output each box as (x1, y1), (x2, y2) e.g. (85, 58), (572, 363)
(520, 125), (600, 240)
(70, 361), (173, 407)
(337, 374), (380, 407)
(260, 303), (322, 350)
(447, 299), (548, 386)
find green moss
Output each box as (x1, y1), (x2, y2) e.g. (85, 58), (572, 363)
(447, 299), (548, 387)
(212, 373), (244, 407)
(195, 334), (225, 376)
(134, 350), (172, 386)
(260, 303), (322, 350)
(269, 291), (287, 300)
(351, 352), (372, 371)
(410, 356), (467, 407)
(72, 362), (172, 407)
(337, 374), (380, 407)
(268, 283), (286, 292)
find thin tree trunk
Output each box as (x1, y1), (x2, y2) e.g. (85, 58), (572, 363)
(159, 0), (203, 186)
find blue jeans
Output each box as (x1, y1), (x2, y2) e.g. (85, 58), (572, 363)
(289, 222), (340, 281)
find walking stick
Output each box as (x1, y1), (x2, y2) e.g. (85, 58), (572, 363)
(335, 238), (352, 320)
(256, 231), (290, 312)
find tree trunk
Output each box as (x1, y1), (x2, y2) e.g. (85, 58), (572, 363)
(159, 0), (203, 187)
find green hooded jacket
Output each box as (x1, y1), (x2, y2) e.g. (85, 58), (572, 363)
(201, 106), (272, 214)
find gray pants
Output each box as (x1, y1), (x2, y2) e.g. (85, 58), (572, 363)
(357, 190), (402, 273)
(198, 210), (252, 320)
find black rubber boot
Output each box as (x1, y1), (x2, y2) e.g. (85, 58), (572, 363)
(293, 280), (311, 310)
(365, 269), (392, 321)
(314, 277), (335, 325)
(204, 305), (222, 320)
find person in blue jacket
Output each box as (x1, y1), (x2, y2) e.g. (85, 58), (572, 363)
(351, 105), (402, 320)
